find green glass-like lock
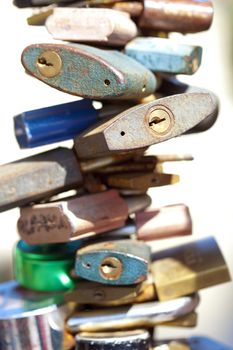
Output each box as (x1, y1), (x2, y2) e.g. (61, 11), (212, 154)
(14, 240), (81, 292)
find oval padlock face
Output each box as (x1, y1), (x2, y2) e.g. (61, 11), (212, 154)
(75, 330), (150, 350)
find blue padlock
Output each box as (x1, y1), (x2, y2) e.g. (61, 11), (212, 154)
(14, 99), (97, 148)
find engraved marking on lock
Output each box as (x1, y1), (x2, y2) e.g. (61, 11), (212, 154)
(93, 289), (105, 301)
(99, 257), (123, 280)
(146, 105), (174, 135)
(37, 51), (62, 78)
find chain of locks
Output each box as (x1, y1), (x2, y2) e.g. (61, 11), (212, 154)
(0, 0), (232, 349)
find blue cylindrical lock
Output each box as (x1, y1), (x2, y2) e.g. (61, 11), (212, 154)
(14, 99), (98, 148)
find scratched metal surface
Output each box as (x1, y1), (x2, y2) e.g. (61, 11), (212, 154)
(139, 0), (214, 33)
(0, 148), (82, 212)
(17, 190), (128, 244)
(67, 294), (199, 332)
(46, 8), (138, 46)
(21, 43), (157, 100)
(75, 240), (151, 285)
(74, 93), (214, 158)
(125, 37), (202, 75)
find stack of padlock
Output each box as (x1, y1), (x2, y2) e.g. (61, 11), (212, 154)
(0, 0), (232, 349)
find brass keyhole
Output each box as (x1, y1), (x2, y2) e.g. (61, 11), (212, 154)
(37, 51), (62, 78)
(38, 57), (53, 67)
(99, 257), (122, 280)
(149, 117), (166, 127)
(147, 107), (174, 135)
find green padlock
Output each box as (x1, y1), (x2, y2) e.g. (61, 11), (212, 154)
(14, 240), (81, 292)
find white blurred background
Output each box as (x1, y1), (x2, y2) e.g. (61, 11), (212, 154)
(0, 0), (233, 346)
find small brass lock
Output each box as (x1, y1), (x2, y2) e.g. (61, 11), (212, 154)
(37, 51), (62, 78)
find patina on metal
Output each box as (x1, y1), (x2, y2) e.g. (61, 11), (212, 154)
(125, 37), (202, 75)
(21, 43), (157, 100)
(112, 1), (143, 17)
(139, 0), (214, 34)
(151, 236), (231, 301)
(104, 172), (179, 191)
(67, 274), (156, 306)
(75, 240), (151, 285)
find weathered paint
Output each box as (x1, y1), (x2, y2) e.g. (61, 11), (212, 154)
(75, 240), (151, 285)
(125, 37), (202, 75)
(74, 93), (215, 158)
(21, 43), (157, 100)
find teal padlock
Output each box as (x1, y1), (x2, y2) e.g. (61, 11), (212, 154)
(125, 37), (202, 75)
(21, 43), (157, 100)
(75, 240), (151, 285)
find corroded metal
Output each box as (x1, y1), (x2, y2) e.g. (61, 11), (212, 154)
(151, 236), (231, 301)
(68, 275), (156, 306)
(17, 191), (150, 244)
(17, 190), (128, 244)
(113, 1), (143, 17)
(21, 43), (157, 100)
(0, 149), (136, 213)
(74, 93), (214, 158)
(0, 147), (82, 212)
(125, 37), (202, 75)
(139, 0), (214, 34)
(104, 172), (179, 191)
(46, 8), (138, 46)
(75, 240), (151, 285)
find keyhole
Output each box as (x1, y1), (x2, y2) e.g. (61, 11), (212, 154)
(147, 108), (172, 134)
(101, 262), (116, 274)
(37, 57), (53, 67)
(99, 257), (122, 280)
(36, 51), (62, 78)
(149, 117), (166, 127)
